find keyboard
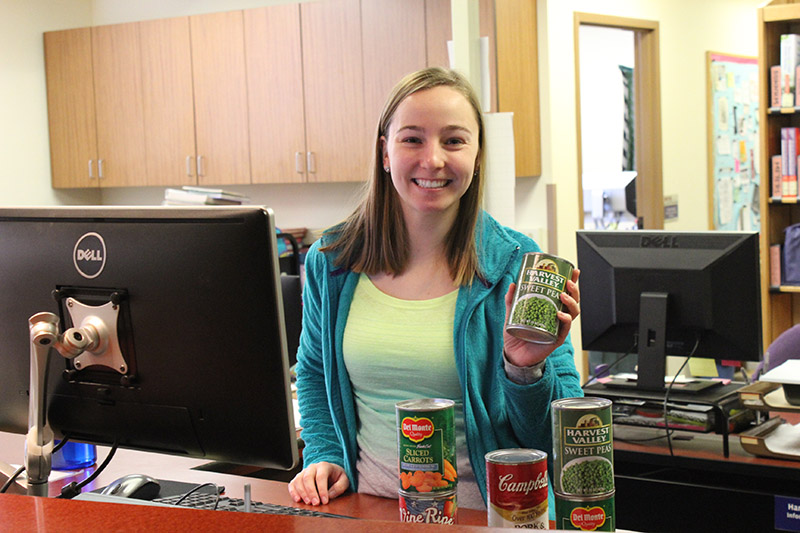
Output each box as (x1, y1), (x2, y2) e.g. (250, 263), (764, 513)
(153, 491), (353, 519)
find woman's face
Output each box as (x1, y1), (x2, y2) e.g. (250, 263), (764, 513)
(381, 86), (480, 220)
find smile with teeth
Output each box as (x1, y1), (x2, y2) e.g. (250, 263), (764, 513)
(412, 178), (450, 189)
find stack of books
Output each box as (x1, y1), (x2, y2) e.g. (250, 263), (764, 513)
(163, 186), (250, 206)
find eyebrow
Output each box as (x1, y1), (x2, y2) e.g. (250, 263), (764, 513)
(395, 124), (474, 135)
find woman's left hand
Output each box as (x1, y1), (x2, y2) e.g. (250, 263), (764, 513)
(502, 268), (581, 368)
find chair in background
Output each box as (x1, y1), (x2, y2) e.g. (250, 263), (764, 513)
(755, 324), (800, 380)
(277, 232), (302, 368)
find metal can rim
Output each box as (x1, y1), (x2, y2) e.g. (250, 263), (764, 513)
(396, 398), (455, 411)
(485, 448), (548, 465)
(551, 397), (612, 410)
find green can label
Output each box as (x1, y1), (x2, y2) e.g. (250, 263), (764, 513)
(396, 399), (457, 494)
(506, 252), (574, 343)
(555, 491), (615, 531)
(552, 397), (614, 497)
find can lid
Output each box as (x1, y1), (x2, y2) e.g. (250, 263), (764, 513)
(485, 448), (547, 464)
(551, 397), (611, 410)
(396, 398), (455, 411)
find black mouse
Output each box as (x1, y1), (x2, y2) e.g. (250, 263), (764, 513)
(100, 474), (161, 500)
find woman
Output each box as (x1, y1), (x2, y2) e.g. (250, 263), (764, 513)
(288, 67), (582, 511)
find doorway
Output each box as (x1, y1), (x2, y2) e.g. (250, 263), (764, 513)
(574, 13), (664, 379)
(574, 13), (663, 231)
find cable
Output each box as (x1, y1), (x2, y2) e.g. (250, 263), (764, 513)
(662, 336), (701, 457)
(0, 465), (26, 494)
(173, 482), (223, 510)
(57, 440), (119, 499)
(0, 436), (73, 494)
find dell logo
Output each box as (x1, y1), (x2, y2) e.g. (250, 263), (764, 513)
(73, 232), (107, 279)
(640, 235), (679, 248)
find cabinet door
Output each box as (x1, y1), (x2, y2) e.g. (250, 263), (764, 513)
(140, 17), (197, 187)
(190, 11), (251, 185)
(92, 23), (148, 187)
(361, 0), (428, 130)
(245, 5), (306, 184)
(44, 28), (98, 188)
(301, 0), (368, 183)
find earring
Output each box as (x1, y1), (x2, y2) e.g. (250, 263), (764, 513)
(384, 166), (390, 173)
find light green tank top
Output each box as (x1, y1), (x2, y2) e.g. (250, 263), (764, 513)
(343, 273), (484, 509)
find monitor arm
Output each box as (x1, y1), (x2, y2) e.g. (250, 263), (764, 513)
(25, 311), (107, 496)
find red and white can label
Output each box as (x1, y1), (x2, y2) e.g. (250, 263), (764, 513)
(486, 449), (549, 529)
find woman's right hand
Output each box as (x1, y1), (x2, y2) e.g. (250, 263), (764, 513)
(287, 461), (350, 506)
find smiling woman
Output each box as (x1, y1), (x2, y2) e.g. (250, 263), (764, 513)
(288, 67), (583, 520)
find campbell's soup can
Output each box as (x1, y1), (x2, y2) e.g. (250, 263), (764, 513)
(554, 491), (615, 531)
(399, 490), (457, 525)
(396, 399), (457, 494)
(485, 448), (549, 529)
(551, 398), (614, 497)
(506, 252), (574, 344)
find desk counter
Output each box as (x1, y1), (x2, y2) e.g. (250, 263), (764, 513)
(0, 432), (490, 531)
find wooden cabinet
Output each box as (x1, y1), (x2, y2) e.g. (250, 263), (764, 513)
(44, 0), (541, 187)
(190, 11), (251, 185)
(245, 5), (306, 184)
(758, 3), (800, 350)
(300, 0), (368, 183)
(44, 28), (97, 188)
(139, 17), (196, 187)
(361, 0), (428, 131)
(247, 0), (427, 184)
(44, 25), (148, 188)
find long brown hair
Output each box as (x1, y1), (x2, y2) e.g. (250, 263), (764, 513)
(322, 67), (485, 286)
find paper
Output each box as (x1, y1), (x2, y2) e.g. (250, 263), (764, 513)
(482, 112), (516, 227)
(689, 357), (719, 378)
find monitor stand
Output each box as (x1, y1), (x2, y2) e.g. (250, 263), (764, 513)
(602, 376), (722, 393)
(606, 292), (722, 394)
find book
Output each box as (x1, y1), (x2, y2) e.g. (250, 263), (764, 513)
(163, 187), (249, 205)
(772, 154), (783, 199)
(781, 127), (800, 200)
(772, 65), (783, 108)
(771, 243), (783, 287)
(781, 34), (800, 107)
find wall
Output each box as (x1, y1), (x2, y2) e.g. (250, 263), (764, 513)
(0, 0), (98, 207)
(537, 0), (761, 375)
(538, 0), (762, 261)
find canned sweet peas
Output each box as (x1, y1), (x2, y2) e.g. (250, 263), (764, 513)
(506, 252), (574, 344)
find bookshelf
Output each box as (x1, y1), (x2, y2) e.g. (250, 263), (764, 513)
(758, 2), (800, 350)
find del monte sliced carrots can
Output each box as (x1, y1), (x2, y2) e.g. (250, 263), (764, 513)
(396, 398), (457, 494)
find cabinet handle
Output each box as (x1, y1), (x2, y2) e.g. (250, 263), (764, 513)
(295, 152), (304, 174)
(98, 159), (104, 179)
(88, 160), (94, 179)
(307, 152), (316, 174)
(196, 155), (204, 177)
(186, 156), (193, 177)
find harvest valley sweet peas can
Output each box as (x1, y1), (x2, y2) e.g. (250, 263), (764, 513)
(552, 398), (615, 531)
(551, 397), (614, 497)
(506, 252), (574, 344)
(396, 399), (457, 495)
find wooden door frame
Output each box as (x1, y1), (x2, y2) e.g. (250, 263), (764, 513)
(573, 13), (664, 230)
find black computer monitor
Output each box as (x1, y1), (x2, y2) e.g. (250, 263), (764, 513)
(576, 230), (762, 391)
(0, 206), (299, 470)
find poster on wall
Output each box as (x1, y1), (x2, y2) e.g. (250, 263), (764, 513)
(706, 51), (760, 231)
